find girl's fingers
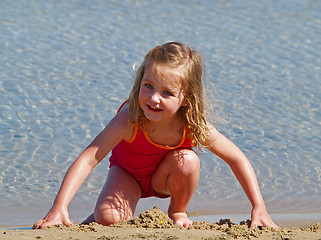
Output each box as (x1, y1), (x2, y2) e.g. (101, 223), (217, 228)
(63, 219), (73, 227)
(32, 219), (45, 229)
(32, 217), (72, 229)
(39, 220), (55, 229)
(250, 218), (279, 229)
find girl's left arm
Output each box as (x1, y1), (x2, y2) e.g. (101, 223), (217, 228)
(206, 123), (278, 229)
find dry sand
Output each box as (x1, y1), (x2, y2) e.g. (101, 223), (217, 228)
(1, 206), (320, 240)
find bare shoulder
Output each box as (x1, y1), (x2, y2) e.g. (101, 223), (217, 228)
(108, 103), (135, 142)
(206, 122), (220, 141)
(205, 122), (229, 151)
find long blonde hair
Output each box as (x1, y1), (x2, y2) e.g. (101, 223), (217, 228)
(128, 42), (209, 149)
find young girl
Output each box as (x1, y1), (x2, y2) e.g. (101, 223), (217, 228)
(33, 42), (278, 229)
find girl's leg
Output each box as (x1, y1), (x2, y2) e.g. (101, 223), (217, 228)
(83, 166), (142, 226)
(151, 149), (200, 227)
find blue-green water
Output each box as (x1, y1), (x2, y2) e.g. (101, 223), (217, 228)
(1, 0), (320, 226)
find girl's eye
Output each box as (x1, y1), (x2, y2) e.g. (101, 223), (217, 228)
(145, 84), (153, 89)
(163, 91), (173, 96)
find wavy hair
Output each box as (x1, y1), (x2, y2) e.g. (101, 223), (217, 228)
(128, 42), (209, 149)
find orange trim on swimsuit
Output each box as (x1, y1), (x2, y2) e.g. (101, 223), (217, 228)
(142, 125), (187, 150)
(127, 122), (139, 143)
(117, 99), (191, 149)
(125, 122), (187, 150)
(117, 99), (128, 113)
(116, 99), (137, 143)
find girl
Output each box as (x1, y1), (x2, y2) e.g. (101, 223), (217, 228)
(33, 42), (278, 229)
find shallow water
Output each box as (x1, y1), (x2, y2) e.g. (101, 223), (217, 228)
(1, 0), (320, 226)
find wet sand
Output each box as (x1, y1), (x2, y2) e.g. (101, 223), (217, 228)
(1, 207), (320, 240)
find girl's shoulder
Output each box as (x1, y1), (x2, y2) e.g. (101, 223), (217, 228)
(112, 104), (135, 142)
(206, 122), (219, 139)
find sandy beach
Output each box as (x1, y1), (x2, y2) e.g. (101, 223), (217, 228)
(2, 1), (321, 238)
(1, 207), (320, 240)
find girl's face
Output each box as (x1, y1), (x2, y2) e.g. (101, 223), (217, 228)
(138, 63), (187, 124)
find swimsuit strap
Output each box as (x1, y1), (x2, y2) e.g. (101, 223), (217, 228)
(127, 122), (139, 143)
(117, 100), (139, 143)
(141, 124), (187, 150)
(117, 99), (190, 149)
(117, 99), (128, 113)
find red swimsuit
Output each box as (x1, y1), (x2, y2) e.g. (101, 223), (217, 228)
(109, 103), (193, 198)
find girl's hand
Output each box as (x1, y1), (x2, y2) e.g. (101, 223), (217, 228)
(250, 206), (279, 229)
(32, 206), (73, 229)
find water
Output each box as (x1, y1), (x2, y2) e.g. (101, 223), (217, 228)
(1, 0), (320, 227)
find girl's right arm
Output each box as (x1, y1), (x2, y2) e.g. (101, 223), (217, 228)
(33, 106), (133, 229)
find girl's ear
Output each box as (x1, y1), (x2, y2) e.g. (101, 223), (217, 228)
(181, 98), (189, 107)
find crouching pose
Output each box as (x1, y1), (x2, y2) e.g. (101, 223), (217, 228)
(33, 42), (278, 229)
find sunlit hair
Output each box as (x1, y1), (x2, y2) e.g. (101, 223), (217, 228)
(128, 42), (209, 149)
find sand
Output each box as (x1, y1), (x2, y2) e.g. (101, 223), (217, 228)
(1, 206), (320, 240)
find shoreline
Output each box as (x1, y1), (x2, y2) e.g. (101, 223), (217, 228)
(1, 212), (320, 229)
(1, 207), (320, 240)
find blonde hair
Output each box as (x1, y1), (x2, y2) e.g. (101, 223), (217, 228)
(128, 42), (209, 149)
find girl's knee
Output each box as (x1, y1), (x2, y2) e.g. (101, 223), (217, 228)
(152, 149), (199, 196)
(168, 149), (200, 176)
(93, 166), (140, 226)
(94, 208), (118, 226)
(94, 205), (133, 226)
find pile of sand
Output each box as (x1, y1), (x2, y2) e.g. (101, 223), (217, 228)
(111, 206), (176, 229)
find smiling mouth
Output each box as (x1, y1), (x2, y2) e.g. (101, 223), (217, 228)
(148, 105), (162, 112)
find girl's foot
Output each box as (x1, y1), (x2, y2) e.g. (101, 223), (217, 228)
(170, 212), (193, 227)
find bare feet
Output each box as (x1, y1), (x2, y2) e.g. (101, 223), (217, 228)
(170, 212), (193, 227)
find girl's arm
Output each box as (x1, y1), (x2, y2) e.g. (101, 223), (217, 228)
(33, 107), (133, 229)
(206, 123), (278, 228)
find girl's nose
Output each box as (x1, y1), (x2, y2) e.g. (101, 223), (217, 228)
(150, 92), (161, 103)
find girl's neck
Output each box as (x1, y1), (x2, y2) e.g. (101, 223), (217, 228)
(143, 117), (185, 147)
(144, 114), (184, 131)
